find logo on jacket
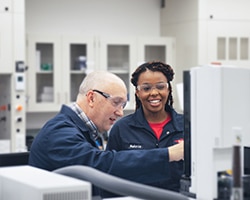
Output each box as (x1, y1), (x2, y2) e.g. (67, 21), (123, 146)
(128, 144), (142, 149)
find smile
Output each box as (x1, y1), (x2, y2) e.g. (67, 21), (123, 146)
(149, 99), (161, 103)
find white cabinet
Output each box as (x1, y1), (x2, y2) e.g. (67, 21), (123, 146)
(0, 0), (13, 73)
(98, 36), (175, 110)
(0, 0), (26, 152)
(0, 0), (25, 73)
(26, 34), (62, 112)
(26, 34), (96, 112)
(26, 34), (175, 112)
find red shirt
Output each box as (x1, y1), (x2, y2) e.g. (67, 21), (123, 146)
(148, 115), (172, 140)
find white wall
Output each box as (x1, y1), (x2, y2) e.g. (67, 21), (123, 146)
(160, 0), (198, 84)
(26, 0), (162, 36)
(198, 0), (250, 20)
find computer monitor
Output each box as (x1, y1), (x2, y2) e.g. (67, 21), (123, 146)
(0, 165), (91, 200)
(183, 70), (191, 178)
(244, 147), (250, 175)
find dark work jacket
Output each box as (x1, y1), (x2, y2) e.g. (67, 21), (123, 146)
(29, 105), (174, 197)
(106, 106), (184, 192)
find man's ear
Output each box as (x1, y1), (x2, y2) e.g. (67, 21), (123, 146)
(89, 92), (94, 102)
(86, 91), (95, 106)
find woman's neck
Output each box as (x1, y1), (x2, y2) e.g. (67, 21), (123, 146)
(145, 110), (169, 123)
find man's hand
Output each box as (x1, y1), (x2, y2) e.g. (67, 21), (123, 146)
(168, 141), (184, 162)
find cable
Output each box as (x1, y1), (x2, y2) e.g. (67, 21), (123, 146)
(54, 165), (188, 200)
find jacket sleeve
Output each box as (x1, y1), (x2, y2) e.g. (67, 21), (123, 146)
(29, 120), (172, 185)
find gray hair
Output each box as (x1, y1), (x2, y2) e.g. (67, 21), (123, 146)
(78, 70), (125, 95)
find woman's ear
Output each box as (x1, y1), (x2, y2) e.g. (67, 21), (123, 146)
(135, 90), (140, 99)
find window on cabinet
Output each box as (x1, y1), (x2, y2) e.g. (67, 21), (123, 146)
(70, 44), (87, 70)
(217, 37), (249, 61)
(36, 43), (53, 71)
(36, 43), (54, 103)
(107, 45), (129, 71)
(145, 45), (166, 62)
(217, 37), (226, 60)
(240, 38), (248, 60)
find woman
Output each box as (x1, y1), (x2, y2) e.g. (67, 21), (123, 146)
(106, 61), (184, 192)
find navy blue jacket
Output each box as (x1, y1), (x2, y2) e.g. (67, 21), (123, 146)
(29, 105), (176, 192)
(106, 106), (184, 192)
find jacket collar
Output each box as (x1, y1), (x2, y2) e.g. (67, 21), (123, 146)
(60, 105), (97, 146)
(130, 106), (183, 132)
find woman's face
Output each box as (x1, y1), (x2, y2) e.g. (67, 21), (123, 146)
(136, 70), (169, 114)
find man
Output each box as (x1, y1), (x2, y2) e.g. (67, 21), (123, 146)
(29, 71), (183, 197)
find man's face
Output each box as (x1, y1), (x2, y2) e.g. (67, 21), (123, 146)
(89, 85), (127, 133)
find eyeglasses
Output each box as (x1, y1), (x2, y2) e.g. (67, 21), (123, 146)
(93, 89), (127, 109)
(136, 82), (169, 93)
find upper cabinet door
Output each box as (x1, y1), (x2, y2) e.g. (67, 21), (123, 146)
(137, 37), (176, 67)
(98, 36), (137, 110)
(26, 34), (62, 112)
(62, 35), (96, 104)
